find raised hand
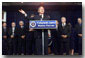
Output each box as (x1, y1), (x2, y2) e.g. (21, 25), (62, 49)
(19, 9), (27, 16)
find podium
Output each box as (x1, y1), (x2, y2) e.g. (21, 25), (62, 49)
(29, 20), (57, 55)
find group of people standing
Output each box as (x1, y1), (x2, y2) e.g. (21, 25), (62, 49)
(2, 6), (82, 55)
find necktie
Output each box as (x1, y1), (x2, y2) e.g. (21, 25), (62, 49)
(62, 23), (65, 29)
(40, 14), (43, 21)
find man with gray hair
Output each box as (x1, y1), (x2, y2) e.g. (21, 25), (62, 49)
(59, 17), (71, 55)
(19, 6), (50, 55)
(18, 21), (26, 55)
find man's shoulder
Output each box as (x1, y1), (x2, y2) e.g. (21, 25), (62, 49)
(75, 23), (79, 27)
(34, 14), (50, 17)
(45, 14), (50, 18)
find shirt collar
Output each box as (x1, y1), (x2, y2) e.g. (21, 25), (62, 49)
(62, 23), (66, 26)
(21, 26), (24, 28)
(3, 27), (6, 29)
(12, 27), (15, 28)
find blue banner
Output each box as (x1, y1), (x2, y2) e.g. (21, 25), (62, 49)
(29, 20), (57, 29)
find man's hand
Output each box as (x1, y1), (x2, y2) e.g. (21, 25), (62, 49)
(48, 30), (51, 37)
(21, 35), (25, 39)
(61, 35), (64, 38)
(29, 28), (34, 31)
(71, 49), (74, 55)
(19, 9), (27, 16)
(78, 34), (82, 37)
(61, 35), (67, 38)
(48, 34), (51, 37)
(3, 35), (7, 39)
(64, 35), (67, 38)
(11, 35), (14, 38)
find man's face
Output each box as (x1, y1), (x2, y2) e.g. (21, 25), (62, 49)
(78, 18), (82, 24)
(61, 17), (66, 23)
(3, 23), (6, 27)
(12, 22), (16, 27)
(38, 6), (45, 14)
(19, 21), (24, 26)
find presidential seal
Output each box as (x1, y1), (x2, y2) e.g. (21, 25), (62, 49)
(30, 21), (36, 27)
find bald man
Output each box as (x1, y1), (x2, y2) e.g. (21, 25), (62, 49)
(59, 17), (71, 55)
(75, 18), (82, 55)
(18, 21), (26, 55)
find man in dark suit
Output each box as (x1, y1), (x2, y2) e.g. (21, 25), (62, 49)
(75, 18), (82, 55)
(18, 21), (26, 55)
(51, 20), (61, 55)
(2, 22), (9, 55)
(8, 22), (18, 55)
(59, 17), (71, 55)
(19, 6), (50, 55)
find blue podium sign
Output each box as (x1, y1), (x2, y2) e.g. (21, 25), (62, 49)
(29, 20), (57, 29)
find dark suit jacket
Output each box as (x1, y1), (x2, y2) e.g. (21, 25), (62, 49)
(59, 23), (71, 41)
(25, 14), (50, 20)
(2, 27), (9, 38)
(26, 14), (50, 39)
(18, 26), (26, 39)
(75, 23), (82, 38)
(8, 27), (18, 38)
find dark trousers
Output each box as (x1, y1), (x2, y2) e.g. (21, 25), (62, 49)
(35, 31), (48, 55)
(13, 39), (18, 55)
(26, 32), (35, 55)
(52, 38), (60, 55)
(26, 39), (35, 55)
(78, 37), (82, 55)
(8, 38), (17, 55)
(2, 39), (8, 55)
(60, 38), (70, 55)
(18, 39), (26, 55)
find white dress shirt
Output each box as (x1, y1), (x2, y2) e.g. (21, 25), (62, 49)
(62, 23), (66, 27)
(21, 26), (24, 28)
(40, 14), (44, 21)
(12, 27), (15, 35)
(3, 27), (6, 32)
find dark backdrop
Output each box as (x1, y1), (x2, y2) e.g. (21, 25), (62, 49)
(2, 5), (82, 27)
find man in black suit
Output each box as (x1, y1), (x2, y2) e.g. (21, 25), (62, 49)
(2, 22), (9, 55)
(51, 20), (61, 55)
(18, 21), (26, 55)
(19, 6), (50, 55)
(59, 17), (71, 55)
(8, 22), (18, 55)
(75, 18), (82, 55)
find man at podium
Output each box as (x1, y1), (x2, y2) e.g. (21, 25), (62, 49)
(19, 6), (50, 55)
